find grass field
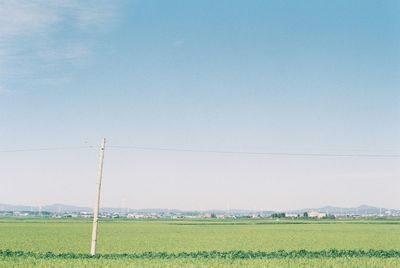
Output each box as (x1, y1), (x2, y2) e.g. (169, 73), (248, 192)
(1, 218), (400, 267)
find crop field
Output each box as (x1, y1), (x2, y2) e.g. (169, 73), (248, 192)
(1, 218), (400, 267)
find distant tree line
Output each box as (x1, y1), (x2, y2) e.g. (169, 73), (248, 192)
(271, 213), (286, 218)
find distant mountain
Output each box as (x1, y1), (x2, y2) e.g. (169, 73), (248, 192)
(0, 203), (91, 213)
(0, 204), (187, 214)
(0, 204), (34, 212)
(287, 205), (399, 215)
(43, 204), (91, 213)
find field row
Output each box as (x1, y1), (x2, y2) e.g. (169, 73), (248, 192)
(2, 249), (400, 259)
(2, 256), (400, 268)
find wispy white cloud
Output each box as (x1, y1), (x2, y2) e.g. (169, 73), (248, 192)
(172, 39), (185, 48)
(36, 42), (92, 64)
(0, 1), (60, 39)
(0, 0), (120, 92)
(0, 0), (118, 39)
(0, 84), (13, 95)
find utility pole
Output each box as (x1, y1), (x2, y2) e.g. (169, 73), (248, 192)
(90, 138), (106, 256)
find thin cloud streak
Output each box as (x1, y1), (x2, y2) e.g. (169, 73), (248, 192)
(0, 0), (120, 92)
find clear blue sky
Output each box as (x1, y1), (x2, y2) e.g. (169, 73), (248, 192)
(0, 0), (399, 210)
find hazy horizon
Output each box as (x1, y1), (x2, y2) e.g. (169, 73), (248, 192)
(2, 201), (399, 212)
(1, 1), (399, 211)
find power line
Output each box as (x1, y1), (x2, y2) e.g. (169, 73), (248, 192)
(107, 145), (400, 158)
(0, 146), (94, 153)
(1, 144), (399, 158)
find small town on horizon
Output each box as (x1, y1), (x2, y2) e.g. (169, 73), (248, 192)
(2, 203), (400, 219)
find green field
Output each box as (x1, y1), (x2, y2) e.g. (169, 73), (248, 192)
(1, 218), (400, 267)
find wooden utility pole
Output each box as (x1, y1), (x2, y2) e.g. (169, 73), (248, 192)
(90, 138), (106, 256)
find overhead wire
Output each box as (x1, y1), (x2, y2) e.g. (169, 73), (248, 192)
(1, 144), (399, 158)
(107, 145), (400, 158)
(0, 145), (94, 153)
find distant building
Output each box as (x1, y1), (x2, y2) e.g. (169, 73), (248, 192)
(308, 211), (327, 219)
(127, 213), (145, 219)
(127, 213), (159, 219)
